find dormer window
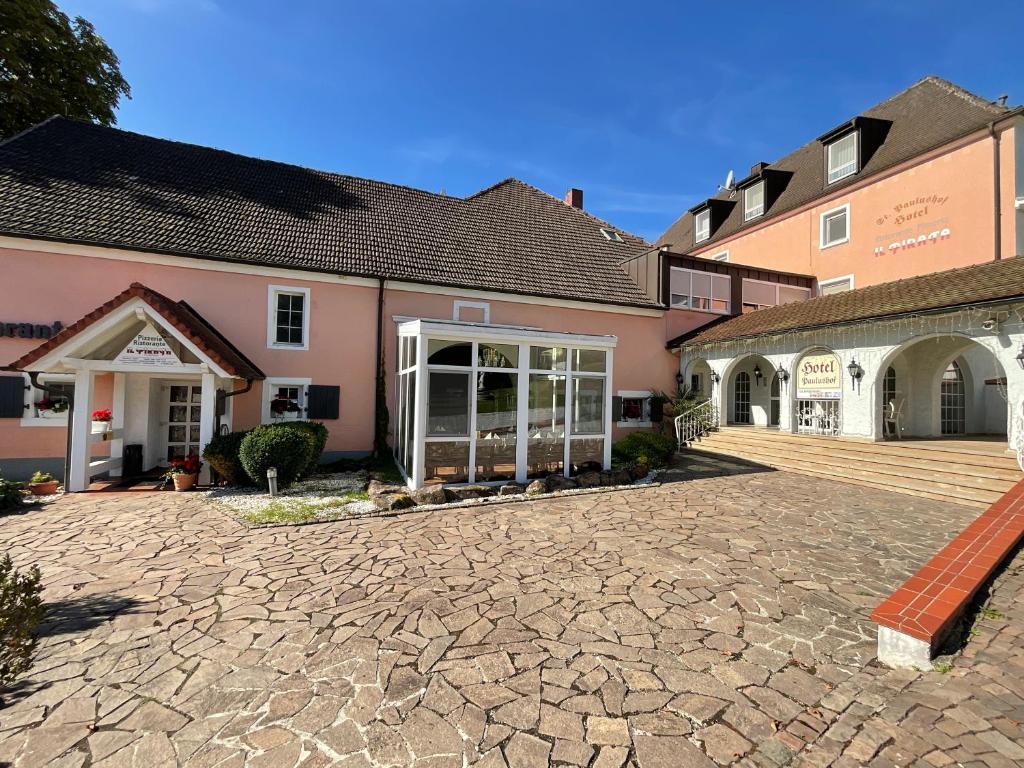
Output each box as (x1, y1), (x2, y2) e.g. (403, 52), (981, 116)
(694, 209), (711, 243)
(743, 181), (765, 221)
(826, 132), (858, 184)
(600, 227), (623, 242)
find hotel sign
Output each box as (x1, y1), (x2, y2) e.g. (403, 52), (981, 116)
(797, 353), (841, 400)
(114, 324), (180, 367)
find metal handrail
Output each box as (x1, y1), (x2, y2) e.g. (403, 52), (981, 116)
(674, 399), (719, 446)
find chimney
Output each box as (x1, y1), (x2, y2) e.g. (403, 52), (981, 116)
(750, 161), (768, 176)
(564, 188), (583, 209)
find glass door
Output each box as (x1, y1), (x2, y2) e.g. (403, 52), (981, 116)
(769, 372), (781, 427)
(165, 383), (202, 462)
(733, 372), (751, 424)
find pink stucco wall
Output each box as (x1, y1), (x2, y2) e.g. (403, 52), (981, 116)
(0, 244), (682, 463)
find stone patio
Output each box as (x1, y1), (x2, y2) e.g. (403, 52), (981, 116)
(0, 456), (1022, 767)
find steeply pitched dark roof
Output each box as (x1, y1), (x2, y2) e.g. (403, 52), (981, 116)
(12, 282), (265, 379)
(0, 118), (658, 308)
(658, 77), (1017, 252)
(670, 257), (1024, 348)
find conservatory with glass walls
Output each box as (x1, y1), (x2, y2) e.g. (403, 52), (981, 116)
(393, 318), (616, 488)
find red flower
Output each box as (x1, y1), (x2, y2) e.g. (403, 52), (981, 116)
(92, 409), (113, 422)
(169, 453), (203, 475)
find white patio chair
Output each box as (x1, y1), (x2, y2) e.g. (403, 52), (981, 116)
(884, 397), (905, 440)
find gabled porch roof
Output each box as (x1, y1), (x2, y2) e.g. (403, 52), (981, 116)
(10, 282), (264, 379)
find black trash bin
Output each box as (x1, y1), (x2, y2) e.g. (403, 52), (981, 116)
(123, 444), (143, 478)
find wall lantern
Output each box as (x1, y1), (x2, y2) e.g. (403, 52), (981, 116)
(753, 364), (764, 385)
(847, 359), (864, 386)
(1016, 343), (1024, 370)
(777, 366), (790, 383)
(675, 371), (686, 389)
(711, 371), (721, 384)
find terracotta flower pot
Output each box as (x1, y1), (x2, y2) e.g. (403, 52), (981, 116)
(172, 473), (197, 492)
(27, 480), (59, 496)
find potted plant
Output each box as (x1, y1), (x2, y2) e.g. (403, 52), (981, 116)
(270, 395), (301, 421)
(165, 454), (202, 491)
(26, 471), (59, 496)
(91, 409), (113, 435)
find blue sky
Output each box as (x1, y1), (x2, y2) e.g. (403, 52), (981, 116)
(60, 0), (1021, 242)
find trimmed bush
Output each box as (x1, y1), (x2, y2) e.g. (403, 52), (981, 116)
(239, 424), (314, 490)
(611, 431), (677, 469)
(0, 476), (24, 514)
(0, 554), (44, 688)
(203, 430), (253, 486)
(285, 421), (328, 477)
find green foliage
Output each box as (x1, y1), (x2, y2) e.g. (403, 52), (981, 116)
(611, 431), (677, 469)
(0, 0), (131, 139)
(0, 554), (44, 687)
(242, 491), (369, 526)
(239, 424), (314, 490)
(28, 471), (54, 484)
(0, 476), (25, 513)
(286, 421), (328, 477)
(202, 430), (253, 486)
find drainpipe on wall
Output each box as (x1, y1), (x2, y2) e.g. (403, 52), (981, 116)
(373, 278), (387, 458)
(990, 119), (1002, 261)
(215, 378), (255, 434)
(28, 371), (74, 491)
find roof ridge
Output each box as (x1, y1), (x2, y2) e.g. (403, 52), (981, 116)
(912, 75), (1013, 113)
(0, 114), (64, 149)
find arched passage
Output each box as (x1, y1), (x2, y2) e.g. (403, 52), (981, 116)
(873, 334), (1007, 442)
(682, 357), (715, 399)
(723, 354), (775, 427)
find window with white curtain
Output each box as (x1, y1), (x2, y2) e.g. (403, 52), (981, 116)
(670, 268), (731, 314)
(818, 275), (854, 295)
(741, 279), (811, 312)
(826, 132), (858, 183)
(694, 209), (711, 242)
(743, 181), (765, 221)
(820, 204), (850, 248)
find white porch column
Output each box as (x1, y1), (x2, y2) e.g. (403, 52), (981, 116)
(109, 373), (126, 477)
(68, 369), (94, 492)
(198, 372), (217, 485)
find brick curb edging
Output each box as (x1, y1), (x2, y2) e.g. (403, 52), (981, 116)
(870, 477), (1024, 667)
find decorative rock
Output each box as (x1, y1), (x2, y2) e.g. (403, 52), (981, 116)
(546, 475), (578, 492)
(447, 485), (496, 501)
(499, 483), (525, 496)
(376, 493), (416, 511)
(599, 471), (614, 486)
(629, 462), (650, 480)
(525, 480), (546, 496)
(576, 471), (602, 488)
(411, 485), (447, 506)
(611, 469), (633, 485)
(575, 460), (602, 474)
(368, 479), (405, 498)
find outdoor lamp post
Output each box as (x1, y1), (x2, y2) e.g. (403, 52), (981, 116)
(267, 466), (279, 497)
(847, 359), (864, 386)
(753, 364), (763, 385)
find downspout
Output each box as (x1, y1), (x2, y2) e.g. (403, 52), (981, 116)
(28, 372), (74, 491)
(373, 277), (386, 457)
(990, 119), (1002, 261)
(215, 378), (255, 434)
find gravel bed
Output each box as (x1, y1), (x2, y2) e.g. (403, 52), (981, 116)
(204, 471), (375, 521)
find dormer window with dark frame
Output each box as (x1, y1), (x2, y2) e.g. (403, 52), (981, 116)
(826, 132), (858, 184)
(743, 181), (765, 221)
(694, 209), (711, 243)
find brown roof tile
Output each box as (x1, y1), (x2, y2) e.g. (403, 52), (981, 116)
(11, 282), (265, 379)
(671, 257), (1024, 348)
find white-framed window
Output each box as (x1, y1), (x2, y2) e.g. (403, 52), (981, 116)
(267, 285), (310, 350)
(21, 373), (74, 427)
(743, 181), (765, 221)
(741, 278), (812, 312)
(818, 275), (854, 296)
(617, 389), (653, 427)
(711, 251), (730, 262)
(669, 268), (731, 314)
(453, 300), (490, 324)
(261, 377), (311, 423)
(694, 209), (711, 243)
(599, 227), (623, 242)
(826, 132), (858, 184)
(820, 204), (850, 249)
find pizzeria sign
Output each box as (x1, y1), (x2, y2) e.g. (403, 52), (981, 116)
(796, 353), (841, 400)
(113, 324), (181, 367)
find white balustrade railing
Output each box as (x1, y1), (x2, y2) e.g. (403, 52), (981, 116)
(674, 399), (719, 447)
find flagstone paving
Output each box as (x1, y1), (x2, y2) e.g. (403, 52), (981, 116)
(0, 458), (1022, 767)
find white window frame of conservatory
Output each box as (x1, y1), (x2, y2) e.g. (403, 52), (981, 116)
(395, 319), (615, 488)
(617, 389), (653, 428)
(20, 372), (75, 427)
(267, 284), (311, 350)
(261, 377), (311, 424)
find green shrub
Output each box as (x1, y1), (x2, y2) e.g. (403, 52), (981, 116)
(0, 476), (24, 514)
(611, 431), (677, 469)
(203, 430), (253, 486)
(0, 554), (44, 688)
(283, 421), (328, 477)
(239, 424), (314, 490)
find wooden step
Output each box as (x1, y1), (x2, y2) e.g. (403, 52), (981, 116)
(688, 444), (991, 512)
(697, 432), (1020, 487)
